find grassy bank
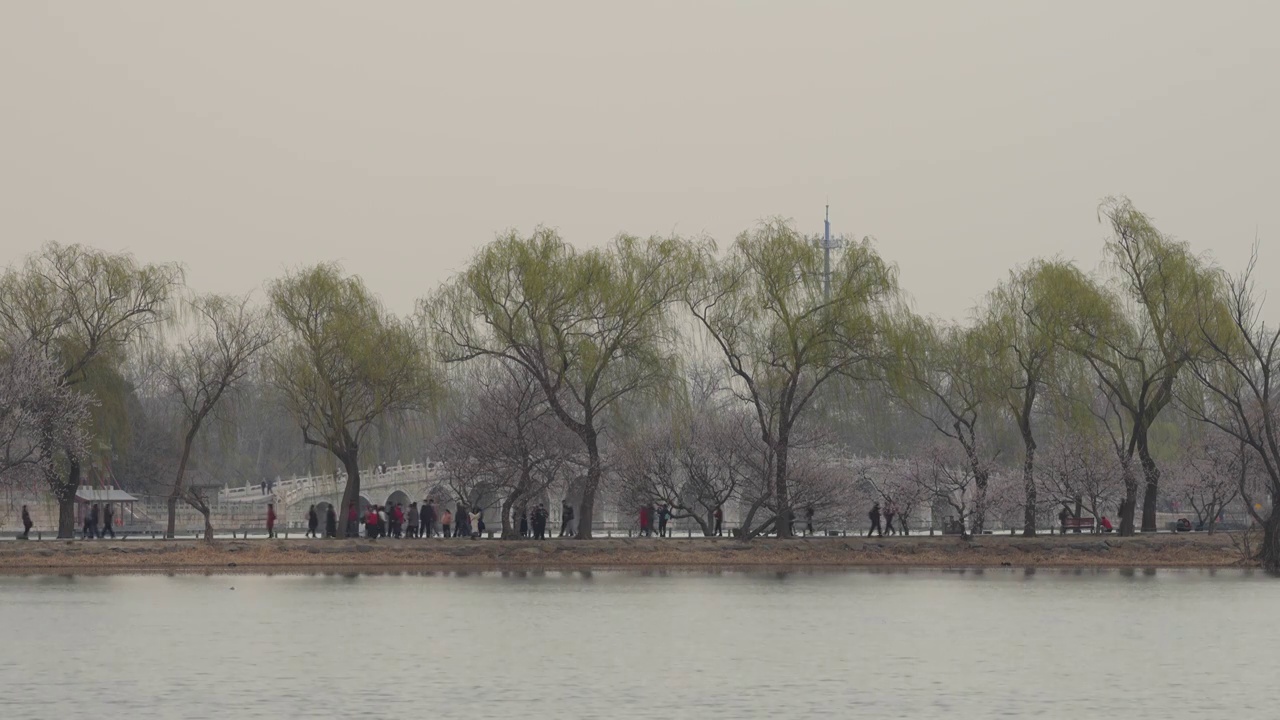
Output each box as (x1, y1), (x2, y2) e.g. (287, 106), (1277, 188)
(0, 533), (1247, 574)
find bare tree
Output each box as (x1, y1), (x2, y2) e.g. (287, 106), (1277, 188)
(1170, 435), (1244, 534)
(157, 294), (275, 540)
(1184, 252), (1280, 569)
(615, 370), (753, 535)
(865, 460), (928, 535)
(433, 362), (576, 538)
(903, 444), (1017, 538)
(1037, 430), (1125, 532)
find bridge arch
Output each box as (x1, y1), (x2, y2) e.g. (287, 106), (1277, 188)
(385, 489), (412, 510)
(315, 501), (334, 530)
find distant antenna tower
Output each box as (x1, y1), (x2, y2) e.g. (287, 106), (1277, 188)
(819, 204), (848, 301)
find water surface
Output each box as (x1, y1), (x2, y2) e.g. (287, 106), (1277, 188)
(0, 569), (1273, 718)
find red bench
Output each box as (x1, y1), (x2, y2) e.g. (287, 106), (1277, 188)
(1062, 517), (1095, 533)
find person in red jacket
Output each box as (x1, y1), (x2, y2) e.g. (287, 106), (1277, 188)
(392, 504), (405, 538)
(266, 503), (277, 539)
(366, 507), (380, 539)
(346, 502), (358, 537)
(639, 505), (651, 537)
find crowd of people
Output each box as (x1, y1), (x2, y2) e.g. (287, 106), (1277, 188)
(289, 500), (589, 540)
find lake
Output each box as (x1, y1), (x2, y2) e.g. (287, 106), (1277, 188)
(0, 569), (1274, 718)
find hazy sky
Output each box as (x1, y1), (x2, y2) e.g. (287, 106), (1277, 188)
(2, 1), (1277, 320)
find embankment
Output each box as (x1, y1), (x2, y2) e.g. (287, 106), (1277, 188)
(0, 533), (1246, 574)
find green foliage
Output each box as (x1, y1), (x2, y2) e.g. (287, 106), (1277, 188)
(427, 228), (696, 537)
(690, 219), (898, 422)
(688, 218), (899, 534)
(429, 228), (693, 434)
(269, 264), (434, 462)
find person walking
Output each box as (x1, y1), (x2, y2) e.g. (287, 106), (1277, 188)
(441, 508), (453, 538)
(101, 504), (115, 539)
(560, 502), (574, 538)
(20, 505), (33, 540)
(366, 506), (380, 539)
(325, 504), (338, 538)
(393, 503), (405, 538)
(476, 508), (486, 537)
(469, 507), (481, 539)
(1059, 507), (1070, 535)
(266, 503), (278, 539)
(645, 503), (657, 537)
(346, 502), (359, 538)
(519, 509), (529, 538)
(657, 504), (669, 538)
(883, 502), (897, 537)
(867, 502), (882, 538)
(639, 505), (650, 537)
(423, 500), (436, 538)
(84, 503), (100, 539)
(805, 506), (815, 536)
(407, 502), (420, 539)
(713, 506), (723, 537)
(306, 505), (319, 538)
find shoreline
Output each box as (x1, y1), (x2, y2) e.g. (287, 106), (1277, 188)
(0, 533), (1247, 575)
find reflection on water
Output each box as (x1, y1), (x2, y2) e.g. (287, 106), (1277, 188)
(0, 569), (1274, 719)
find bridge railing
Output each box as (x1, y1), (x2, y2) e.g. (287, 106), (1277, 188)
(218, 462), (434, 507)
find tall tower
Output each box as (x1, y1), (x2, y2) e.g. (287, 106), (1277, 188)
(820, 205), (846, 301)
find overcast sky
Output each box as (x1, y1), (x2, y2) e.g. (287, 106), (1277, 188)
(2, 1), (1277, 321)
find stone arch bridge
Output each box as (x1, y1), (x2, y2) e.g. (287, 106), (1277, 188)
(217, 462), (626, 532)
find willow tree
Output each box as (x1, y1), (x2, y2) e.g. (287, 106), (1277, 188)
(269, 265), (433, 537)
(1062, 199), (1220, 532)
(688, 220), (898, 538)
(159, 294), (274, 539)
(986, 260), (1079, 536)
(429, 229), (692, 539)
(0, 243), (182, 537)
(887, 315), (997, 535)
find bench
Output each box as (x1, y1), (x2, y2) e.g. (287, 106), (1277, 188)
(1062, 517), (1095, 533)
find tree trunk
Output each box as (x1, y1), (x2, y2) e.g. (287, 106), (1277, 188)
(1137, 433), (1160, 533)
(1259, 510), (1280, 573)
(338, 454), (361, 538)
(972, 469), (989, 535)
(774, 438), (792, 539)
(167, 430), (198, 539)
(576, 432), (601, 540)
(500, 493), (517, 539)
(201, 508), (214, 542)
(55, 456), (80, 539)
(1021, 430), (1037, 537)
(1118, 461), (1137, 536)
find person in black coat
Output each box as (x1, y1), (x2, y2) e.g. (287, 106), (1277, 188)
(324, 505), (338, 538)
